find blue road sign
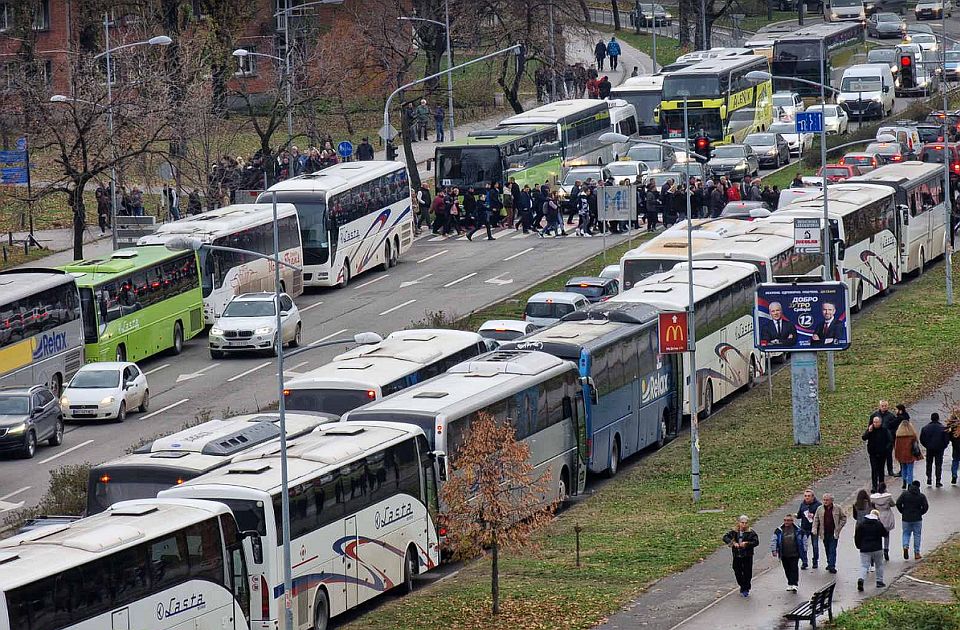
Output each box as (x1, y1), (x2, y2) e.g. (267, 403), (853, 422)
(15, 137), (26, 151)
(337, 141), (353, 158)
(0, 167), (28, 184)
(0, 150), (27, 164)
(795, 111), (823, 134)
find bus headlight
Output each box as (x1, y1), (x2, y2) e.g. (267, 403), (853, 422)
(255, 326), (274, 335)
(7, 423), (26, 435)
(100, 396), (116, 406)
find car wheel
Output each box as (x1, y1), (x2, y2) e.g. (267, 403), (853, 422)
(117, 401), (126, 423)
(291, 324), (302, 348)
(171, 321), (184, 355)
(210, 348), (224, 359)
(48, 418), (64, 446)
(21, 431), (37, 459)
(139, 389), (150, 413)
(269, 334), (280, 357)
(774, 155), (781, 168)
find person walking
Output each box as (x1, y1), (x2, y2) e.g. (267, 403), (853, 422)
(869, 400), (900, 477)
(539, 191), (564, 237)
(946, 411), (960, 484)
(598, 76), (612, 99)
(430, 190), (447, 235)
(812, 493), (847, 574)
(771, 514), (803, 592)
(896, 480), (929, 559)
(894, 413), (922, 489)
(870, 482), (896, 562)
(892, 404), (910, 475)
(796, 489), (822, 570)
(516, 184), (534, 233)
(594, 39), (607, 71)
(356, 137), (375, 161)
(467, 187), (495, 241)
(854, 510), (888, 591)
(863, 416), (892, 493)
(920, 412), (949, 487)
(606, 37), (622, 71)
(576, 189), (594, 237)
(415, 99), (431, 142)
(415, 183), (432, 235)
(488, 181), (504, 227)
(723, 515), (760, 597)
(434, 105), (445, 143)
(446, 188), (462, 235)
(645, 181), (660, 231)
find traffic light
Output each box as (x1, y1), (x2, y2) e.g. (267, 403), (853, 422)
(386, 141), (397, 161)
(694, 135), (711, 158)
(900, 54), (914, 86)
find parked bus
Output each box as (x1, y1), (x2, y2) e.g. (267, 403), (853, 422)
(259, 161), (414, 288)
(611, 75), (664, 140)
(743, 25), (800, 60)
(659, 55), (774, 146)
(343, 349), (589, 502)
(849, 161), (948, 276)
(502, 304), (680, 477)
(283, 329), (489, 416)
(85, 412), (335, 516)
(138, 203), (303, 324)
(160, 422), (440, 630)
(0, 270), (83, 396)
(0, 498), (251, 630)
(610, 261), (761, 418)
(771, 22), (865, 95)
(61, 246), (205, 363)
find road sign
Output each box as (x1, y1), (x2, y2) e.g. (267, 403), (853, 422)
(795, 111), (823, 134)
(658, 311), (689, 354)
(793, 217), (821, 254)
(15, 136), (26, 151)
(599, 185), (636, 222)
(378, 124), (398, 141)
(337, 141), (353, 158)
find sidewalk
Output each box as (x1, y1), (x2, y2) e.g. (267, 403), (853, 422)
(596, 373), (960, 630)
(9, 227), (113, 269)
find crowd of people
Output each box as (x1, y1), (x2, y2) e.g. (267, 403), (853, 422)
(725, 400), (960, 599)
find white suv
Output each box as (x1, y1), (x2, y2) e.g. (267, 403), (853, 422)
(209, 292), (302, 358)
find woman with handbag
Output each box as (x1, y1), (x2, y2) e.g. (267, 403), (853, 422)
(895, 415), (923, 489)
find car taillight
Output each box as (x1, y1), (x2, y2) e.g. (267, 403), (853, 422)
(954, 163), (960, 173)
(839, 157), (846, 165)
(892, 155), (903, 162)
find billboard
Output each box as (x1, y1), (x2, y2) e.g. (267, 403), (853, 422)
(754, 282), (850, 352)
(658, 311), (689, 354)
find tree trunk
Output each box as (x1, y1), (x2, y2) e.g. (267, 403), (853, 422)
(424, 43), (444, 90)
(578, 0), (591, 20)
(336, 94), (354, 136)
(679, 0), (691, 48)
(611, 0), (622, 29)
(69, 182), (86, 260)
(491, 534), (500, 615)
(498, 52), (526, 114)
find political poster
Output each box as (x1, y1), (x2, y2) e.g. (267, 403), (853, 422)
(754, 282), (850, 352)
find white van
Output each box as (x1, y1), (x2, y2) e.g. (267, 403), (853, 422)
(825, 0), (866, 20)
(523, 292), (589, 327)
(837, 64), (895, 120)
(876, 123), (922, 157)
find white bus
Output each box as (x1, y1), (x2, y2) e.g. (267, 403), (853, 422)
(139, 203), (304, 324)
(498, 99), (621, 168)
(85, 412), (335, 515)
(849, 161), (948, 276)
(343, 349), (589, 503)
(160, 422), (440, 630)
(610, 261), (761, 417)
(283, 329), (490, 416)
(611, 75), (664, 141)
(0, 498), (252, 630)
(259, 162), (414, 288)
(0, 270), (83, 396)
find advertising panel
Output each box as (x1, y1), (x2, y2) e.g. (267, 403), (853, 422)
(754, 282), (850, 352)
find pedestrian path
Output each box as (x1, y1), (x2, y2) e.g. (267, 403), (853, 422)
(596, 372), (960, 630)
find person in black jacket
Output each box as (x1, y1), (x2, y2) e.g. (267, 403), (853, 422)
(896, 480), (929, 559)
(598, 76), (612, 99)
(863, 416), (892, 493)
(594, 39), (607, 71)
(920, 412), (949, 487)
(854, 510), (888, 591)
(868, 400), (900, 477)
(723, 515), (760, 597)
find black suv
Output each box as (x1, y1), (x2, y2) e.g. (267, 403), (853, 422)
(0, 385), (64, 458)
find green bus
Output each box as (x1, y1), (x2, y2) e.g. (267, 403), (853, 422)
(61, 246), (205, 363)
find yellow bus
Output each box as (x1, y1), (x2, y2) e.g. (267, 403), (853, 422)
(659, 56), (774, 146)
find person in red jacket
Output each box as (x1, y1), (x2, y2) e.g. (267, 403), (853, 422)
(726, 182), (742, 201)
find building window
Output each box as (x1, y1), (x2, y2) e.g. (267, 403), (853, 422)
(235, 45), (258, 76)
(32, 0), (50, 31)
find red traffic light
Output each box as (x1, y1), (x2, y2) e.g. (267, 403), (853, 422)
(900, 55), (912, 67)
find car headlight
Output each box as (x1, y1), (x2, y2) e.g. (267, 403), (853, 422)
(60, 396), (69, 407)
(871, 96), (882, 103)
(7, 423), (26, 435)
(100, 396), (116, 406)
(766, 148), (778, 155)
(737, 161), (748, 170)
(255, 326), (274, 335)
(665, 12), (672, 17)
(210, 326), (224, 335)
(831, 12), (839, 17)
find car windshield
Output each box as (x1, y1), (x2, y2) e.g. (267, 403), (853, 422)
(772, 95), (796, 107)
(808, 106), (837, 117)
(877, 13), (900, 21)
(921, 147), (950, 162)
(480, 329), (524, 341)
(627, 145), (663, 162)
(867, 49), (896, 63)
(913, 34), (936, 43)
(223, 299), (276, 317)
(841, 76), (882, 92)
(0, 396), (29, 415)
(769, 123), (797, 135)
(525, 302), (576, 318)
(70, 370), (121, 389)
(908, 24), (933, 33)
(746, 134), (776, 146)
(712, 146), (746, 158)
(946, 51), (960, 62)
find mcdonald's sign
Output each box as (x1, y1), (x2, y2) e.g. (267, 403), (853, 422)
(658, 311), (689, 354)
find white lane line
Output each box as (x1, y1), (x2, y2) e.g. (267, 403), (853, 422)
(227, 362), (271, 383)
(379, 299), (417, 316)
(503, 247), (534, 262)
(288, 361), (309, 371)
(309, 328), (350, 347)
(443, 272), (477, 288)
(144, 363), (169, 376)
(511, 232), (532, 239)
(357, 274), (389, 289)
(428, 235), (449, 242)
(417, 249), (448, 264)
(39, 440), (94, 464)
(299, 300), (324, 313)
(0, 486), (30, 502)
(140, 398), (190, 421)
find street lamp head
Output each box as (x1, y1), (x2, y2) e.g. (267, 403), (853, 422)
(49, 95), (70, 103)
(354, 332), (384, 345)
(599, 132), (630, 145)
(232, 48), (250, 58)
(148, 35), (172, 46)
(745, 70), (772, 84)
(163, 236), (204, 252)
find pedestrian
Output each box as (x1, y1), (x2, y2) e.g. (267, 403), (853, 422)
(946, 410), (960, 484)
(791, 173), (804, 188)
(447, 188), (462, 234)
(869, 400), (899, 477)
(598, 75), (612, 99)
(870, 482), (896, 562)
(722, 515), (760, 597)
(894, 412), (922, 488)
(896, 480), (929, 560)
(356, 137), (375, 161)
(892, 404), (910, 475)
(576, 189), (593, 237)
(96, 186), (111, 233)
(796, 488), (821, 570)
(488, 181), (504, 227)
(416, 183), (431, 235)
(854, 509), (888, 592)
(163, 185), (180, 221)
(434, 105), (445, 143)
(645, 181), (659, 231)
(852, 488), (873, 524)
(463, 187), (478, 228)
(539, 191), (564, 238)
(812, 493), (847, 574)
(709, 183), (725, 218)
(863, 416), (892, 493)
(630, 66), (639, 78)
(467, 184), (495, 241)
(188, 190), (202, 215)
(430, 190), (447, 235)
(415, 99), (431, 142)
(586, 70), (601, 99)
(594, 39), (607, 71)
(607, 36), (622, 71)
(770, 514), (803, 592)
(516, 184), (534, 233)
(566, 180), (582, 224)
(920, 412), (949, 487)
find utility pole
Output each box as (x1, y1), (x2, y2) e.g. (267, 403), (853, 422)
(943, 7), (954, 306)
(819, 53), (836, 392)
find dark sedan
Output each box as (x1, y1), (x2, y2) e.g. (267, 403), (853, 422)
(0, 385), (64, 458)
(744, 133), (791, 168)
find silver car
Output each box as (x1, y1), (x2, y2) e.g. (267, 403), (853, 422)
(209, 292), (302, 358)
(866, 12), (905, 39)
(706, 144), (760, 181)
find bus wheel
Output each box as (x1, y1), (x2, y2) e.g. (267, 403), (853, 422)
(115, 344), (126, 362)
(389, 238), (399, 267)
(917, 250), (926, 277)
(312, 588), (330, 630)
(171, 322), (184, 355)
(748, 357), (758, 389)
(339, 261), (351, 288)
(558, 467), (570, 504)
(49, 373), (62, 398)
(402, 546), (418, 594)
(380, 242), (391, 272)
(852, 282), (863, 313)
(657, 417), (668, 449)
(605, 438), (620, 478)
(699, 382), (714, 420)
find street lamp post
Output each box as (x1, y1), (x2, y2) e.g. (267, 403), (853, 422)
(941, 9), (954, 305)
(681, 92), (701, 503)
(399, 0), (455, 140)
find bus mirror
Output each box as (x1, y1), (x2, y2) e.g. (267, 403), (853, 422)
(433, 451), (448, 482)
(241, 531), (263, 564)
(579, 376), (599, 404)
(898, 204), (909, 225)
(836, 240), (847, 261)
(883, 86), (890, 93)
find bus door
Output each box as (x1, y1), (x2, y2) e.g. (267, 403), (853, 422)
(664, 353), (683, 437)
(344, 516), (359, 609)
(570, 392), (588, 494)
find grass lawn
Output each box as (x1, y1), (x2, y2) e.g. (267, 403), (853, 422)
(344, 256), (960, 630)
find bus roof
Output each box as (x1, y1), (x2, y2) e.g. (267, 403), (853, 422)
(698, 232), (797, 262)
(665, 55), (767, 76)
(60, 245), (190, 284)
(744, 25), (798, 47)
(611, 261), (758, 310)
(502, 316), (656, 358)
(263, 161), (405, 194)
(611, 75), (664, 92)
(847, 160), (945, 187)
(767, 183), (895, 219)
(499, 99), (608, 126)
(137, 203), (298, 245)
(0, 499), (229, 590)
(775, 22), (863, 42)
(0, 268), (75, 304)
(438, 124), (553, 148)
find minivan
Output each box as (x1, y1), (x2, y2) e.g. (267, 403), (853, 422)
(523, 292), (589, 327)
(837, 64), (895, 119)
(826, 0), (865, 20)
(876, 124), (921, 157)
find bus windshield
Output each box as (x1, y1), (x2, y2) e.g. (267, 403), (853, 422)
(437, 146), (503, 189)
(618, 91), (662, 135)
(775, 41), (819, 61)
(88, 467), (191, 515)
(662, 109), (723, 140)
(284, 387), (374, 416)
(662, 76), (721, 100)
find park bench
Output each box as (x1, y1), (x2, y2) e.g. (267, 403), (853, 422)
(783, 581), (836, 629)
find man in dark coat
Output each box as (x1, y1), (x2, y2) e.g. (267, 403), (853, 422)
(868, 400), (900, 477)
(356, 137), (375, 161)
(594, 39), (607, 71)
(920, 412), (950, 487)
(896, 480), (929, 559)
(863, 416), (892, 493)
(854, 510), (888, 591)
(723, 515), (760, 597)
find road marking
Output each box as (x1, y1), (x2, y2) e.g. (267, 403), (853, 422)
(140, 398), (190, 420)
(357, 274), (389, 289)
(443, 272), (477, 288)
(0, 486), (30, 502)
(309, 328), (350, 347)
(511, 232), (532, 239)
(503, 247), (534, 261)
(379, 299), (417, 316)
(288, 361), (309, 371)
(428, 235), (449, 242)
(400, 273), (433, 288)
(176, 364), (218, 383)
(299, 300), (324, 313)
(485, 273), (514, 286)
(39, 439), (94, 464)
(144, 363), (169, 376)
(227, 362), (271, 383)
(417, 249), (448, 264)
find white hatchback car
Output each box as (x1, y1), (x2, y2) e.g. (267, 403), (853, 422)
(209, 292), (302, 359)
(60, 362), (149, 422)
(523, 292), (590, 328)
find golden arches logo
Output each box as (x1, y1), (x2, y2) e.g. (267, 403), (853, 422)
(664, 324), (685, 343)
